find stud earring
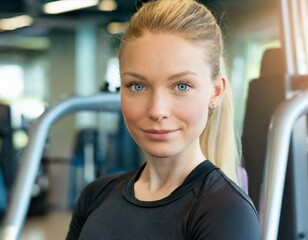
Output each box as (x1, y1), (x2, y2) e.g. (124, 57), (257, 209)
(212, 102), (216, 108)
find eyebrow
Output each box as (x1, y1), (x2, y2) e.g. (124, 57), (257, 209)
(122, 72), (147, 80)
(122, 71), (198, 81)
(167, 71), (198, 80)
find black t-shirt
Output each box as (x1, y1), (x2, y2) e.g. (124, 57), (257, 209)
(66, 160), (262, 240)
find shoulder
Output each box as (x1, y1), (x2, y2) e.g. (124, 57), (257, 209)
(75, 170), (137, 220)
(66, 170), (136, 240)
(189, 169), (262, 239)
(204, 169), (257, 212)
(80, 171), (134, 207)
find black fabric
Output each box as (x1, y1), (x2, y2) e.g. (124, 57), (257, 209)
(66, 160), (262, 240)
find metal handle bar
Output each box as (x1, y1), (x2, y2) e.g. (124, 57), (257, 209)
(0, 93), (121, 240)
(259, 90), (308, 240)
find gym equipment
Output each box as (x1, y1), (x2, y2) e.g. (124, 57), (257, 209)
(0, 93), (120, 240)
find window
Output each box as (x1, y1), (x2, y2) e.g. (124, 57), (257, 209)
(0, 64), (24, 100)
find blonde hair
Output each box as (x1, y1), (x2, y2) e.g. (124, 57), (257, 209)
(200, 61), (240, 183)
(119, 0), (240, 183)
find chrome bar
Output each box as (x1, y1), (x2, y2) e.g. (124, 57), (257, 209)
(290, 0), (300, 74)
(299, 0), (308, 73)
(0, 93), (120, 240)
(279, 0), (296, 75)
(259, 90), (308, 240)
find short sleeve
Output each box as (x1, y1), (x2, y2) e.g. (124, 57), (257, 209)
(65, 172), (129, 239)
(188, 171), (262, 240)
(66, 185), (92, 240)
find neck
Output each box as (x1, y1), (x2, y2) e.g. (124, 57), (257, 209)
(134, 141), (205, 201)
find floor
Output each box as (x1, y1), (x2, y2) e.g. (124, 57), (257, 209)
(21, 211), (72, 240)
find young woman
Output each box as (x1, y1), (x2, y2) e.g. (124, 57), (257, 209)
(66, 0), (261, 239)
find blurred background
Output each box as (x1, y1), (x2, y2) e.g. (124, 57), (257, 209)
(0, 0), (307, 239)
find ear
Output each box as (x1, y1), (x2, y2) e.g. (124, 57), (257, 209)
(209, 75), (226, 108)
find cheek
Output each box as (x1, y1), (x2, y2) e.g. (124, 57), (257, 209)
(181, 95), (211, 129)
(121, 96), (141, 125)
(121, 101), (132, 123)
(187, 102), (209, 125)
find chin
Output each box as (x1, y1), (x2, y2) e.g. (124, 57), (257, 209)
(148, 154), (172, 159)
(144, 149), (180, 159)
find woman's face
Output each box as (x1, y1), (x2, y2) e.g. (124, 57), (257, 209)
(120, 32), (222, 158)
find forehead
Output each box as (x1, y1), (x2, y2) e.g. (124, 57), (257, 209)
(121, 31), (203, 54)
(120, 32), (210, 72)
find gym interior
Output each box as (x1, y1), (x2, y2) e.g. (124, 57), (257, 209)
(0, 0), (308, 239)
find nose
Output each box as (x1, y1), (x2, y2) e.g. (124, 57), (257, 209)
(147, 91), (170, 121)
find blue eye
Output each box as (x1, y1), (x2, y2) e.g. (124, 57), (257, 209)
(176, 83), (190, 92)
(131, 83), (144, 92)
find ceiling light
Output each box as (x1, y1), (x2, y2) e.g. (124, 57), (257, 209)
(0, 15), (33, 31)
(98, 0), (117, 11)
(43, 0), (99, 14)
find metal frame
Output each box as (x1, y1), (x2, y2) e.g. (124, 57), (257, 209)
(299, 0), (308, 72)
(0, 93), (120, 240)
(259, 90), (308, 240)
(280, 0), (296, 75)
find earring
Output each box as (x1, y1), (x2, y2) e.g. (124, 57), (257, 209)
(212, 102), (216, 108)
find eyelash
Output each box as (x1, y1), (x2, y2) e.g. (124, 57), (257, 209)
(126, 81), (144, 92)
(174, 81), (192, 92)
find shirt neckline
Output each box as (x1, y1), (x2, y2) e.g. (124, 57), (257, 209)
(122, 160), (215, 207)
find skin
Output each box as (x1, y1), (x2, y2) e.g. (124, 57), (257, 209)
(120, 31), (225, 201)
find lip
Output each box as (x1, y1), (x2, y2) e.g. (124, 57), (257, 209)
(142, 128), (178, 140)
(144, 129), (178, 134)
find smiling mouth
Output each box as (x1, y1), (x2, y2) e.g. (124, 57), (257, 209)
(141, 128), (179, 141)
(143, 129), (178, 134)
